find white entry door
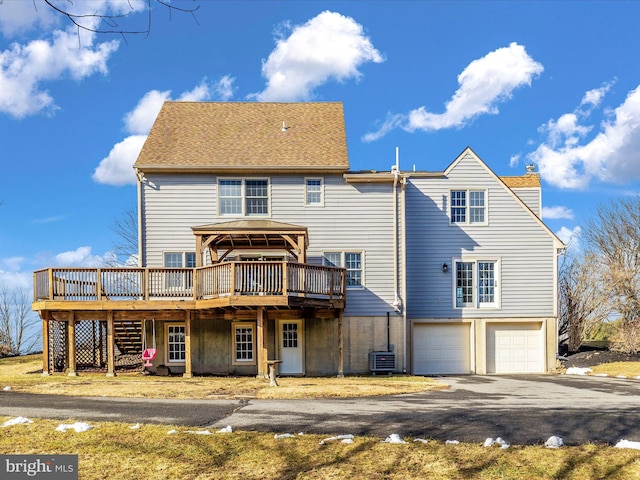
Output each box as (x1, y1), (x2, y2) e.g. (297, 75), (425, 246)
(278, 320), (304, 375)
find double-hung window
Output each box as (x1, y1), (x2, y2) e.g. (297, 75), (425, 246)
(163, 252), (196, 290)
(450, 190), (487, 225)
(454, 259), (499, 308)
(219, 179), (269, 216)
(232, 322), (255, 365)
(323, 251), (363, 288)
(166, 324), (186, 364)
(305, 178), (323, 206)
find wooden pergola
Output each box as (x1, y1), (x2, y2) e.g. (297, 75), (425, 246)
(192, 220), (309, 265)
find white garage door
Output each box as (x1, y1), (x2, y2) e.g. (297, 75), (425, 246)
(413, 323), (471, 375)
(487, 323), (543, 374)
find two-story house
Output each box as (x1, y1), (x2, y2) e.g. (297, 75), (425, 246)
(33, 101), (563, 377)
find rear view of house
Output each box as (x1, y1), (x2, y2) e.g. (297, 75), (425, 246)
(33, 102), (563, 377)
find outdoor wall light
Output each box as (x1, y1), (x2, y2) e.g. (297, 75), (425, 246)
(442, 262), (449, 273)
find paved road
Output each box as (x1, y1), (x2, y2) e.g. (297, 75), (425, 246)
(1, 375), (639, 445)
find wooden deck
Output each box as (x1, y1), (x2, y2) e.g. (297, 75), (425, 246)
(32, 262), (346, 311)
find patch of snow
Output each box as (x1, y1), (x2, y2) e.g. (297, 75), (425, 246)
(2, 416), (32, 427)
(615, 439), (640, 450)
(56, 422), (93, 433)
(320, 434), (354, 445)
(545, 436), (563, 448)
(484, 437), (509, 449)
(634, 376), (640, 380)
(616, 375), (628, 378)
(186, 430), (212, 435)
(129, 423), (140, 430)
(445, 440), (460, 445)
(594, 373), (608, 377)
(274, 433), (296, 439)
(167, 429), (178, 434)
(414, 438), (429, 444)
(565, 367), (592, 375)
(217, 425), (233, 433)
(382, 434), (407, 444)
(3, 386), (11, 391)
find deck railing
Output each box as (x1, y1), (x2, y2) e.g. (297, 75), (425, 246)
(34, 262), (346, 302)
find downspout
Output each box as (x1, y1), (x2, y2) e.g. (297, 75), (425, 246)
(391, 147), (405, 372)
(401, 174), (407, 373)
(392, 147), (402, 313)
(136, 169), (144, 267)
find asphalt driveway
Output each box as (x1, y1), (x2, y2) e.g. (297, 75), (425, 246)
(1, 375), (639, 445)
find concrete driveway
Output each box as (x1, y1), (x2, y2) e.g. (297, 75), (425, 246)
(1, 375), (639, 445)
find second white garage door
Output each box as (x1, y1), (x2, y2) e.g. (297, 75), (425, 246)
(413, 323), (471, 375)
(487, 323), (543, 374)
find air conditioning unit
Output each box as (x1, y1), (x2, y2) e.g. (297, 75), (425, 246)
(369, 351), (395, 374)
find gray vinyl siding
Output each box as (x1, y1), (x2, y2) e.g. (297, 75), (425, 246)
(141, 173), (399, 316)
(406, 152), (556, 319)
(141, 175), (217, 267)
(510, 187), (541, 216)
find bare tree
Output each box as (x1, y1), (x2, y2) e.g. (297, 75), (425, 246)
(558, 252), (611, 353)
(109, 204), (139, 266)
(0, 284), (39, 356)
(583, 197), (640, 352)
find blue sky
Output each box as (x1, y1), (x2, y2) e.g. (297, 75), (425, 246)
(1, 0), (640, 292)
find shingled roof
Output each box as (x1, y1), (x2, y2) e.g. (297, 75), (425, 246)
(134, 102), (349, 173)
(500, 174), (541, 188)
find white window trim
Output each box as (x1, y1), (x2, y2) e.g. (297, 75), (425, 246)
(232, 322), (256, 366)
(218, 178), (271, 217)
(163, 251), (197, 267)
(449, 189), (489, 226)
(165, 323), (186, 365)
(452, 257), (501, 310)
(304, 177), (324, 207)
(322, 250), (365, 289)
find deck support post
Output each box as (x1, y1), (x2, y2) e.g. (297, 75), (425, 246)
(41, 311), (50, 376)
(337, 311), (344, 378)
(183, 310), (193, 378)
(256, 307), (267, 379)
(106, 311), (116, 377)
(67, 312), (77, 376)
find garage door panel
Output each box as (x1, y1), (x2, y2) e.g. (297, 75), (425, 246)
(414, 324), (470, 375)
(487, 323), (543, 374)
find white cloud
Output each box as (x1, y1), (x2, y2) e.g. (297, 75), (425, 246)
(92, 135), (148, 186)
(54, 246), (116, 267)
(509, 154), (520, 168)
(213, 75), (236, 101)
(556, 225), (582, 254)
(0, 1), (147, 38)
(252, 10), (383, 102)
(0, 0), (59, 37)
(124, 89), (172, 135)
(579, 80), (615, 112)
(542, 206), (574, 220)
(0, 270), (32, 290)
(528, 83), (640, 189)
(0, 29), (119, 118)
(364, 43), (542, 141)
(94, 78), (229, 186)
(2, 256), (26, 272)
